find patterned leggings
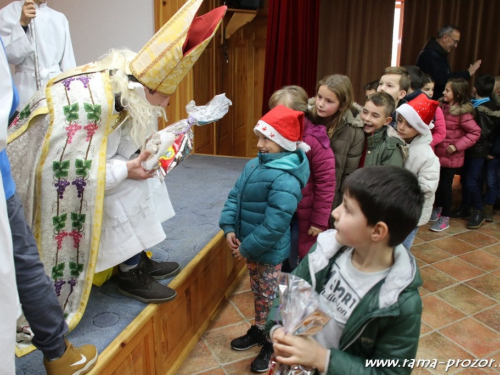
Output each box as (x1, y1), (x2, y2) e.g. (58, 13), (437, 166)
(247, 261), (282, 328)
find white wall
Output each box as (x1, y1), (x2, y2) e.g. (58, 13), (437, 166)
(0, 0), (155, 65)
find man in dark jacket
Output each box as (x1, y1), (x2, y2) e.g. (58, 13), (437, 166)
(416, 25), (481, 100)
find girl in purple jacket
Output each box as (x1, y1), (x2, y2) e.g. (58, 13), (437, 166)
(430, 78), (480, 232)
(269, 86), (336, 269)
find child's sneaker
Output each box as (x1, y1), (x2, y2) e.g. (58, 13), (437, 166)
(250, 340), (274, 373)
(44, 340), (97, 375)
(231, 325), (265, 351)
(430, 216), (449, 232)
(429, 207), (442, 222)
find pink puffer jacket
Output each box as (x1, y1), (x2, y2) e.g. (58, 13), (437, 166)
(434, 102), (480, 168)
(297, 118), (336, 258)
(430, 106), (446, 150)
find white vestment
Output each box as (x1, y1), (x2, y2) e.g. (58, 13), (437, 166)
(0, 0), (76, 110)
(0, 38), (20, 375)
(96, 118), (175, 272)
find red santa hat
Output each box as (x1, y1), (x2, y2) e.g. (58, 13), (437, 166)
(396, 94), (439, 135)
(254, 105), (310, 152)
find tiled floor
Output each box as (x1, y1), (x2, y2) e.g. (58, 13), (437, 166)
(177, 181), (500, 375)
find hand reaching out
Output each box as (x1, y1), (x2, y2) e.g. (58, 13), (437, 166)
(126, 150), (156, 180)
(468, 59), (481, 76)
(20, 0), (36, 27)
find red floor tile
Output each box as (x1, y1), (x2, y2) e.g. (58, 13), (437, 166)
(419, 266), (459, 292)
(459, 250), (500, 272)
(222, 356), (256, 375)
(474, 305), (500, 333)
(203, 322), (261, 365)
(207, 300), (245, 331)
(417, 332), (474, 373)
(229, 290), (255, 319)
(435, 284), (496, 315)
(454, 231), (499, 248)
(176, 340), (220, 375)
(440, 318), (500, 357)
(421, 295), (466, 329)
(430, 236), (476, 256)
(412, 242), (453, 264)
(432, 257), (485, 281)
(466, 274), (500, 301)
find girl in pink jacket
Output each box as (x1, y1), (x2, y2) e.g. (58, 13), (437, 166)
(269, 86), (336, 270)
(430, 78), (480, 232)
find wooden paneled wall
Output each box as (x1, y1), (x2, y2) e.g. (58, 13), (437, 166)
(155, 0), (268, 158)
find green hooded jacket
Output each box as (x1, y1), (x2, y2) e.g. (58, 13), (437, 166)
(266, 230), (423, 375)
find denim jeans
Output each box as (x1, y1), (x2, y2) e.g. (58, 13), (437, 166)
(485, 158), (500, 204)
(402, 227), (419, 251)
(7, 194), (67, 359)
(461, 158), (485, 210)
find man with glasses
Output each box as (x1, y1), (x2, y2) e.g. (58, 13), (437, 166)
(416, 25), (481, 100)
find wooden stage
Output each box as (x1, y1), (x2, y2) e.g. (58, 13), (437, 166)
(88, 231), (246, 375)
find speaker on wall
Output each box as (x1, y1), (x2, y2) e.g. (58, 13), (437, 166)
(222, 0), (262, 10)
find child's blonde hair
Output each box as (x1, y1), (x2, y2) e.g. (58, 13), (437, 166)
(382, 66), (411, 92)
(269, 85), (309, 113)
(310, 74), (354, 137)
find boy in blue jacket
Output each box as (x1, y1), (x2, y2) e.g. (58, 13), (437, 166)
(219, 105), (310, 373)
(266, 166), (424, 375)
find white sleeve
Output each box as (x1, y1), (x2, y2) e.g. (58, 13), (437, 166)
(105, 158), (128, 191)
(0, 4), (33, 65)
(59, 15), (75, 70)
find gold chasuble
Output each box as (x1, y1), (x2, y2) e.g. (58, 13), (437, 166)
(8, 69), (119, 355)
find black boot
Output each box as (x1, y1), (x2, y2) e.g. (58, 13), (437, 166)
(251, 340), (274, 373)
(231, 325), (265, 351)
(139, 251), (181, 280)
(450, 206), (472, 219)
(484, 204), (494, 222)
(118, 264), (177, 303)
(467, 209), (485, 229)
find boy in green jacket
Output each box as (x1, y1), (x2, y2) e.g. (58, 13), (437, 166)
(360, 92), (407, 168)
(266, 166), (424, 375)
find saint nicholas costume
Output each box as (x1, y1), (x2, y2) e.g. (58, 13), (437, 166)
(7, 0), (226, 342)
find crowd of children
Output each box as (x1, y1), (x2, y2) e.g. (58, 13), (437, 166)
(219, 66), (500, 373)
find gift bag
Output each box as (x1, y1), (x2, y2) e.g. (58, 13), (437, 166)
(142, 94), (232, 179)
(268, 273), (332, 375)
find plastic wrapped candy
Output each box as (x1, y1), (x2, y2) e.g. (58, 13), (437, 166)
(142, 94), (232, 179)
(268, 273), (332, 375)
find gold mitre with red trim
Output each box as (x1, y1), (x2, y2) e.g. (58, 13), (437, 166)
(129, 0), (227, 95)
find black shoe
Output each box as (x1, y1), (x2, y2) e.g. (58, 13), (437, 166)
(139, 251), (181, 280)
(251, 341), (273, 373)
(467, 209), (485, 229)
(450, 207), (472, 219)
(118, 265), (177, 303)
(231, 325), (265, 351)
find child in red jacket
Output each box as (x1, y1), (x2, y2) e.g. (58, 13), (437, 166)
(269, 86), (336, 270)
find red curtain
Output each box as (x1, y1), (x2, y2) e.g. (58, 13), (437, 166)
(261, 0), (320, 115)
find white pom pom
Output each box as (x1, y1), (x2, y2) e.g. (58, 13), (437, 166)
(297, 141), (311, 153)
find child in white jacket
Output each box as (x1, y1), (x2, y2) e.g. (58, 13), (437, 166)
(396, 94), (441, 249)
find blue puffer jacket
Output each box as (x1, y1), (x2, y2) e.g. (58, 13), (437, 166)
(219, 150), (310, 265)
